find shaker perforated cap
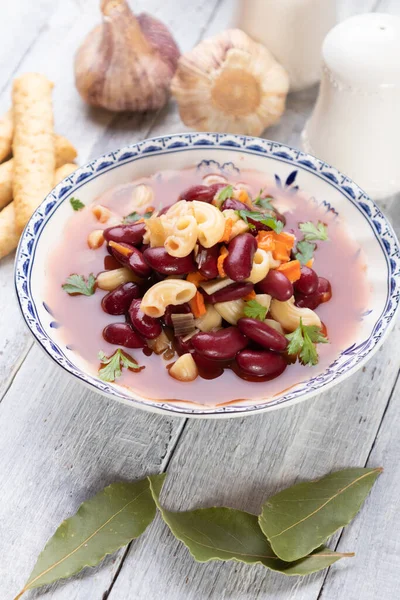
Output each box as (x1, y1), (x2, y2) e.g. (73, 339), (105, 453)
(323, 13), (400, 89)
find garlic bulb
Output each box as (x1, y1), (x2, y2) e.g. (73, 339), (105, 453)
(171, 29), (289, 136)
(75, 0), (180, 112)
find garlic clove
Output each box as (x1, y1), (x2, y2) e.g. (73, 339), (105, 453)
(171, 29), (289, 136)
(75, 0), (180, 112)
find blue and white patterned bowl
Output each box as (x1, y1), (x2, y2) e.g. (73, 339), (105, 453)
(15, 134), (400, 418)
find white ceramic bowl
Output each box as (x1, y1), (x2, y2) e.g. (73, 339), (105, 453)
(15, 134), (400, 418)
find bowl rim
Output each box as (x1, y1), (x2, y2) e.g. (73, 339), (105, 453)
(14, 132), (400, 418)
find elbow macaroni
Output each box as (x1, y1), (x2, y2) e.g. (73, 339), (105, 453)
(195, 304), (222, 332)
(199, 277), (234, 295)
(164, 214), (198, 257)
(214, 299), (245, 325)
(192, 200), (225, 247)
(246, 249), (272, 284)
(140, 279), (197, 318)
(270, 296), (321, 332)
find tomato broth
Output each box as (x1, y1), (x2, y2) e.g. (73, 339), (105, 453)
(47, 167), (370, 406)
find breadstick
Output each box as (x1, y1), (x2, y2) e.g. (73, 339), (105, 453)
(12, 73), (55, 234)
(0, 110), (13, 162)
(0, 135), (77, 211)
(54, 163), (77, 185)
(0, 163), (78, 259)
(0, 203), (19, 259)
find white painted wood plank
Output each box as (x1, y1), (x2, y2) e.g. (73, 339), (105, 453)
(0, 344), (185, 600)
(319, 376), (400, 600)
(108, 324), (400, 600)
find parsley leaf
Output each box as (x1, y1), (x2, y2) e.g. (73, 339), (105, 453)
(217, 185), (234, 202)
(243, 299), (268, 321)
(70, 197), (85, 211)
(98, 349), (140, 382)
(123, 210), (152, 224)
(237, 210), (284, 234)
(286, 318), (328, 366)
(299, 221), (329, 242)
(253, 191), (274, 211)
(295, 240), (315, 265)
(62, 274), (96, 296)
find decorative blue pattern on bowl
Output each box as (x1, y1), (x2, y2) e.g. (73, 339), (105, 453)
(14, 133), (400, 417)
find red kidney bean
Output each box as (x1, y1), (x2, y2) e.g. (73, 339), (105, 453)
(174, 335), (195, 355)
(104, 254), (122, 271)
(110, 242), (152, 278)
(178, 183), (226, 203)
(224, 233), (257, 281)
(128, 299), (162, 339)
(222, 199), (285, 231)
(295, 277), (332, 309)
(101, 282), (142, 315)
(192, 352), (225, 379)
(294, 266), (318, 296)
(103, 222), (146, 246)
(221, 198), (248, 211)
(236, 349), (287, 378)
(144, 247), (196, 275)
(196, 244), (219, 279)
(103, 323), (145, 348)
(192, 327), (248, 360)
(256, 269), (293, 301)
(206, 282), (254, 304)
(163, 303), (192, 328)
(237, 318), (287, 352)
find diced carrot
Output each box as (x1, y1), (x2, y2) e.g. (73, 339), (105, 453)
(238, 190), (251, 206)
(256, 231), (275, 252)
(305, 258), (314, 268)
(190, 291), (207, 318)
(243, 290), (256, 301)
(217, 246), (229, 278)
(108, 240), (132, 257)
(186, 272), (207, 287)
(146, 206), (156, 213)
(273, 240), (291, 263)
(274, 231), (295, 251)
(276, 260), (301, 282)
(135, 218), (145, 223)
(219, 218), (233, 243)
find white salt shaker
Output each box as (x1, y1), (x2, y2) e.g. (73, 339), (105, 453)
(302, 13), (400, 200)
(233, 0), (337, 91)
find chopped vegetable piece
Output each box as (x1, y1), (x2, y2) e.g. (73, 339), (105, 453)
(275, 231), (295, 251)
(305, 258), (314, 268)
(243, 299), (268, 321)
(217, 246), (229, 278)
(189, 291), (207, 318)
(62, 273), (96, 296)
(276, 260), (302, 282)
(123, 210), (153, 224)
(171, 312), (196, 336)
(237, 210), (284, 234)
(295, 240), (315, 265)
(243, 290), (256, 301)
(273, 240), (291, 263)
(186, 272), (207, 287)
(98, 349), (140, 381)
(219, 218), (233, 243)
(214, 185), (234, 207)
(256, 231), (275, 252)
(238, 189), (251, 205)
(286, 318), (328, 366)
(108, 240), (133, 257)
(299, 221), (329, 241)
(70, 197), (85, 211)
(253, 191), (274, 211)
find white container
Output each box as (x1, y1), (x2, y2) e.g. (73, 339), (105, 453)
(302, 13), (400, 200)
(233, 0), (337, 91)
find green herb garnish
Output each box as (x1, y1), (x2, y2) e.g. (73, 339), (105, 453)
(299, 221), (329, 242)
(243, 299), (268, 321)
(285, 318), (328, 366)
(253, 190), (274, 211)
(62, 274), (96, 296)
(123, 210), (153, 224)
(237, 209), (284, 234)
(213, 184), (234, 208)
(69, 197), (85, 211)
(98, 349), (140, 382)
(295, 240), (315, 265)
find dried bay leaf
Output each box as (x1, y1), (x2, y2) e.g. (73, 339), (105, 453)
(259, 467), (382, 562)
(14, 478), (157, 599)
(148, 475), (351, 576)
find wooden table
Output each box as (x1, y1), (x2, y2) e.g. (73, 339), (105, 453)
(1, 1), (399, 599)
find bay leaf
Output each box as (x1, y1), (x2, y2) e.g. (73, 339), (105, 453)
(15, 478), (157, 599)
(259, 467), (382, 562)
(148, 475), (351, 576)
